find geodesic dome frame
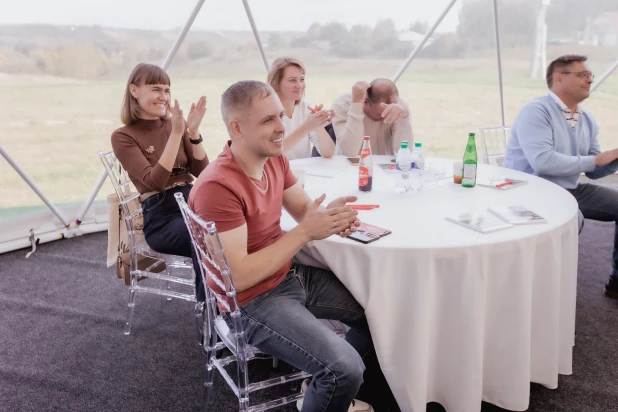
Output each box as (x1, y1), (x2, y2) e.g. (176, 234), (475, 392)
(1, 0), (617, 255)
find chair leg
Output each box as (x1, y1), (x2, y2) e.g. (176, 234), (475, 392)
(201, 384), (212, 412)
(239, 396), (249, 411)
(201, 359), (216, 412)
(272, 357), (280, 368)
(195, 302), (205, 347)
(290, 369), (300, 392)
(201, 299), (219, 412)
(236, 351), (250, 411)
(165, 265), (172, 301)
(124, 288), (137, 335)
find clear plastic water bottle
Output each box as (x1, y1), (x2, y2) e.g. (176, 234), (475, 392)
(395, 141), (412, 193)
(409, 142), (424, 191)
(412, 143), (425, 170)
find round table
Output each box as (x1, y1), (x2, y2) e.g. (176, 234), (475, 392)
(281, 155), (579, 412)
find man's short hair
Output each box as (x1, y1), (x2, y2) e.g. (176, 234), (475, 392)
(546, 55), (588, 88)
(366, 78), (399, 104)
(221, 80), (274, 133)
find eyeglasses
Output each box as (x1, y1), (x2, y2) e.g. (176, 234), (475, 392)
(560, 71), (595, 80)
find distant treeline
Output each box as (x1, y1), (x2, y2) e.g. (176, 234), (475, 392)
(0, 0), (613, 79)
(0, 25), (224, 78)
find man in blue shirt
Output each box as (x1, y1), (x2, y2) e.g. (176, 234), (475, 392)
(504, 55), (618, 299)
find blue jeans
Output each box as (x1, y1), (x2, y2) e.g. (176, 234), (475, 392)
(141, 184), (205, 301)
(569, 183), (618, 280)
(235, 262), (373, 411)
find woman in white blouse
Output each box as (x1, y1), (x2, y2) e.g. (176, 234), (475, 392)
(267, 57), (336, 160)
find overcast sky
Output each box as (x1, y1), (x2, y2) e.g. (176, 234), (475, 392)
(1, 0), (462, 32)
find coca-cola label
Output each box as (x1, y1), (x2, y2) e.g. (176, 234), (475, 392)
(359, 166), (369, 186)
(361, 146), (371, 159)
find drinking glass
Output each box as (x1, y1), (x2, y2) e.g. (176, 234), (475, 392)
(424, 160), (447, 189)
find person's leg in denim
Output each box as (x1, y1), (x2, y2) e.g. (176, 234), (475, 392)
(237, 263), (372, 411)
(570, 183), (618, 297)
(141, 185), (205, 301)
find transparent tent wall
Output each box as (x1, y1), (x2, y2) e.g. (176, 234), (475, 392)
(0, 0), (617, 251)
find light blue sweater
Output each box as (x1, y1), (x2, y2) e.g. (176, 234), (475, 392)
(503, 94), (617, 189)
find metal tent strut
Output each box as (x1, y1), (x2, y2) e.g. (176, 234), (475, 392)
(392, 0), (507, 128)
(76, 170), (108, 225)
(591, 58), (618, 94)
(391, 0), (458, 83)
(242, 0), (269, 71)
(162, 0), (207, 71)
(492, 0), (506, 128)
(0, 144), (70, 228)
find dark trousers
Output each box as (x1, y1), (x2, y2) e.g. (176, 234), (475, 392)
(142, 185), (205, 301)
(569, 183), (618, 280)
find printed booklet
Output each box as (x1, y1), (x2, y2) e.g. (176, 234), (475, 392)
(488, 205), (547, 225)
(445, 211), (513, 233)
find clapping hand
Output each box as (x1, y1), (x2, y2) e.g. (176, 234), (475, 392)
(299, 194), (359, 240)
(308, 104), (327, 114)
(305, 104), (334, 131)
(170, 99), (185, 137)
(380, 102), (407, 124)
(186, 96), (207, 135)
(326, 195), (361, 237)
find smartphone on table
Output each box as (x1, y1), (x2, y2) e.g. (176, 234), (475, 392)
(347, 157), (360, 166)
(348, 223), (392, 244)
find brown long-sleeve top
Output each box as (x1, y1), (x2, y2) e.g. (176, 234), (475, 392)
(111, 118), (209, 194)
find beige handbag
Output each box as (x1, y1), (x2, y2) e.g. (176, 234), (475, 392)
(107, 192), (157, 285)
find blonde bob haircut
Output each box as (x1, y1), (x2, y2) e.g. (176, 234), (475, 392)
(120, 63), (171, 125)
(267, 57), (306, 106)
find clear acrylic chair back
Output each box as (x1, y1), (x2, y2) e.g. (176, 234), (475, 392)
(477, 126), (511, 167)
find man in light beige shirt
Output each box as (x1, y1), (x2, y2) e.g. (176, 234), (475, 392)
(331, 79), (413, 156)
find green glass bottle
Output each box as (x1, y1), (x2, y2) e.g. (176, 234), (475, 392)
(462, 132), (478, 188)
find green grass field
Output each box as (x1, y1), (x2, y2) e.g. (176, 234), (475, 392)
(1, 54), (617, 213)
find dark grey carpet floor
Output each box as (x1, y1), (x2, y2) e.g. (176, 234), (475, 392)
(0, 220), (617, 412)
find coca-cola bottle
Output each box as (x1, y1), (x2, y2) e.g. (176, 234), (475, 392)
(358, 136), (373, 192)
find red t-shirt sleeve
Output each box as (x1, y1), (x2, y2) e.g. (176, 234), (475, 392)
(191, 181), (246, 233)
(281, 156), (297, 190)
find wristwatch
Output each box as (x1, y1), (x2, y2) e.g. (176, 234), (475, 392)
(189, 134), (203, 145)
(187, 127), (202, 144)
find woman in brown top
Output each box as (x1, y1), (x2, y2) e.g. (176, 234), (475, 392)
(111, 63), (209, 298)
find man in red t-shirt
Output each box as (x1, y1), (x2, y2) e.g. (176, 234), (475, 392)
(189, 81), (374, 411)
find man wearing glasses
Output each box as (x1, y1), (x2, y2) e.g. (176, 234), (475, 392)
(504, 54), (618, 299)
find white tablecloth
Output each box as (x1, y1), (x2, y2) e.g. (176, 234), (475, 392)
(281, 156), (579, 412)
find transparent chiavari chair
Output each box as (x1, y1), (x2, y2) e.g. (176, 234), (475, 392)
(477, 126), (511, 166)
(175, 192), (314, 412)
(98, 151), (199, 336)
